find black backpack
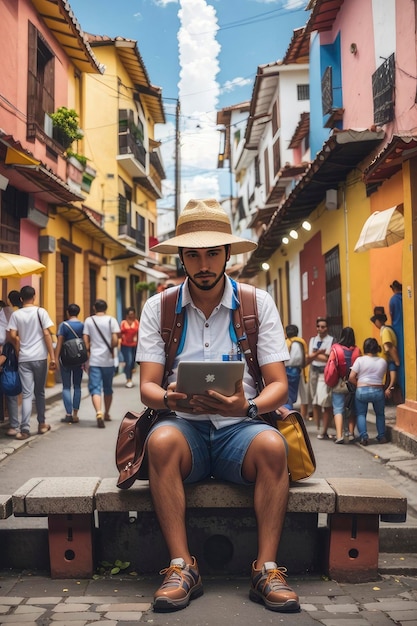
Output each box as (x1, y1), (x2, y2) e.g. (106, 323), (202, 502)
(60, 322), (88, 368)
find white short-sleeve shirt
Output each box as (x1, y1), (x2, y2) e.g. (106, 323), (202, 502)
(136, 277), (289, 429)
(7, 306), (54, 362)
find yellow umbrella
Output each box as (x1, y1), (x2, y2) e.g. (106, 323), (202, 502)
(0, 252), (46, 278)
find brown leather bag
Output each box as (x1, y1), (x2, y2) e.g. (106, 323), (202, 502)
(115, 287), (184, 489)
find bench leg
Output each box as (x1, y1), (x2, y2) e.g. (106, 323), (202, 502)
(326, 513), (379, 583)
(48, 514), (94, 579)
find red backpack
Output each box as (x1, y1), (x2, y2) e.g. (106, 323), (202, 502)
(324, 344), (360, 388)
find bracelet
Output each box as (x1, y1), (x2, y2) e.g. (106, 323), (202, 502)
(389, 386), (395, 390)
(163, 391), (170, 409)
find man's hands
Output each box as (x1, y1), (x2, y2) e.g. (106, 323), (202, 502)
(165, 380), (248, 417)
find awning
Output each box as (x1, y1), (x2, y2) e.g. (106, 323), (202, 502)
(0, 134), (83, 203)
(354, 205), (404, 252)
(134, 263), (169, 280)
(56, 205), (127, 255)
(363, 134), (417, 184)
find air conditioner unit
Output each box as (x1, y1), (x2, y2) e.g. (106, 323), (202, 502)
(325, 189), (338, 210)
(39, 235), (56, 254)
(44, 113), (53, 138)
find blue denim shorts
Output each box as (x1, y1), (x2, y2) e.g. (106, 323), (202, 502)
(88, 366), (114, 396)
(148, 417), (287, 485)
(332, 391), (347, 415)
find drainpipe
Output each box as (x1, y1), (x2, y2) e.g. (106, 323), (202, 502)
(342, 184), (351, 326)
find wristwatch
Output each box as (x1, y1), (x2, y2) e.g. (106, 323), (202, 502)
(246, 398), (259, 420)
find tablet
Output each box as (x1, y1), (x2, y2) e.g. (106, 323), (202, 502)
(176, 361), (245, 407)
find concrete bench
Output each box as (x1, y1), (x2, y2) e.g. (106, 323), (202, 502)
(0, 494), (12, 519)
(13, 477), (101, 578)
(11, 476), (406, 583)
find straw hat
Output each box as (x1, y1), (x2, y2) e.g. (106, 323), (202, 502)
(151, 198), (257, 254)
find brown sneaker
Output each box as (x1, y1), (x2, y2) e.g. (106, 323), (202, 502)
(37, 423), (51, 435)
(153, 557), (203, 612)
(249, 561), (300, 612)
(96, 412), (105, 428)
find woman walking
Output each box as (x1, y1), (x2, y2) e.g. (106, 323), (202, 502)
(327, 327), (360, 444)
(348, 338), (388, 445)
(120, 307), (139, 388)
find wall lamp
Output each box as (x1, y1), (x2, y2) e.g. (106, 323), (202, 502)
(281, 220), (312, 245)
(261, 262), (270, 271)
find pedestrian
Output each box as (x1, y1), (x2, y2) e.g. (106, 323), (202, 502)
(284, 324), (307, 410)
(6, 285), (56, 439)
(55, 303), (84, 424)
(0, 342), (20, 437)
(348, 337), (388, 445)
(119, 306), (139, 388)
(389, 280), (404, 398)
(83, 299), (120, 428)
(137, 198), (299, 614)
(8, 290), (22, 311)
(326, 327), (360, 444)
(306, 316), (334, 439)
(370, 307), (400, 402)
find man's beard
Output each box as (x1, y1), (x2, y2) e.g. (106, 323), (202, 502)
(186, 261), (228, 291)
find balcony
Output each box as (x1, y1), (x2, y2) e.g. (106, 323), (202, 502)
(118, 223), (146, 252)
(117, 133), (147, 178)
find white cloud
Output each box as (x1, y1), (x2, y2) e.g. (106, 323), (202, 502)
(253, 0), (306, 6)
(153, 0), (178, 6)
(176, 0), (221, 203)
(283, 0), (306, 8)
(221, 76), (253, 94)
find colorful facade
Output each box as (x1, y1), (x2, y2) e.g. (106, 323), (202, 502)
(220, 0), (417, 435)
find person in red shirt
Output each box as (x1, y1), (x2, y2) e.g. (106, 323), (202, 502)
(120, 307), (139, 388)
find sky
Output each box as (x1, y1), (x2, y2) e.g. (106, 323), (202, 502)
(68, 0), (310, 217)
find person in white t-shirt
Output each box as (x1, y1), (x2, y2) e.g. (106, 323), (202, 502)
(349, 337), (388, 446)
(7, 286), (56, 439)
(83, 299), (120, 428)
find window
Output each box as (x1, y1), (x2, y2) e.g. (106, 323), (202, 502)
(273, 138), (281, 176)
(264, 148), (270, 195)
(255, 155), (261, 187)
(372, 53), (395, 125)
(322, 67), (333, 115)
(272, 101), (279, 136)
(27, 22), (55, 132)
(297, 84), (310, 101)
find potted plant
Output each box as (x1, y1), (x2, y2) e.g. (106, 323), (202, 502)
(50, 107), (83, 150)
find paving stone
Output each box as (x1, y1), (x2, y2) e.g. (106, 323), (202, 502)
(29, 596), (65, 604)
(323, 603), (359, 612)
(52, 603), (91, 612)
(14, 605), (45, 616)
(315, 616), (369, 626)
(364, 599), (417, 611)
(104, 611), (143, 620)
(0, 617), (40, 624)
(96, 602), (151, 611)
(49, 612), (99, 621)
(386, 614), (417, 624)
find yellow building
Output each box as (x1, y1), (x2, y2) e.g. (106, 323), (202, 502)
(81, 35), (166, 320)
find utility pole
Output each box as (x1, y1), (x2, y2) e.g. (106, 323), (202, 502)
(174, 98), (181, 223)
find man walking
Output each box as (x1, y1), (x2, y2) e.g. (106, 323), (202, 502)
(137, 198), (299, 614)
(306, 316), (334, 439)
(7, 285), (56, 439)
(83, 299), (120, 428)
